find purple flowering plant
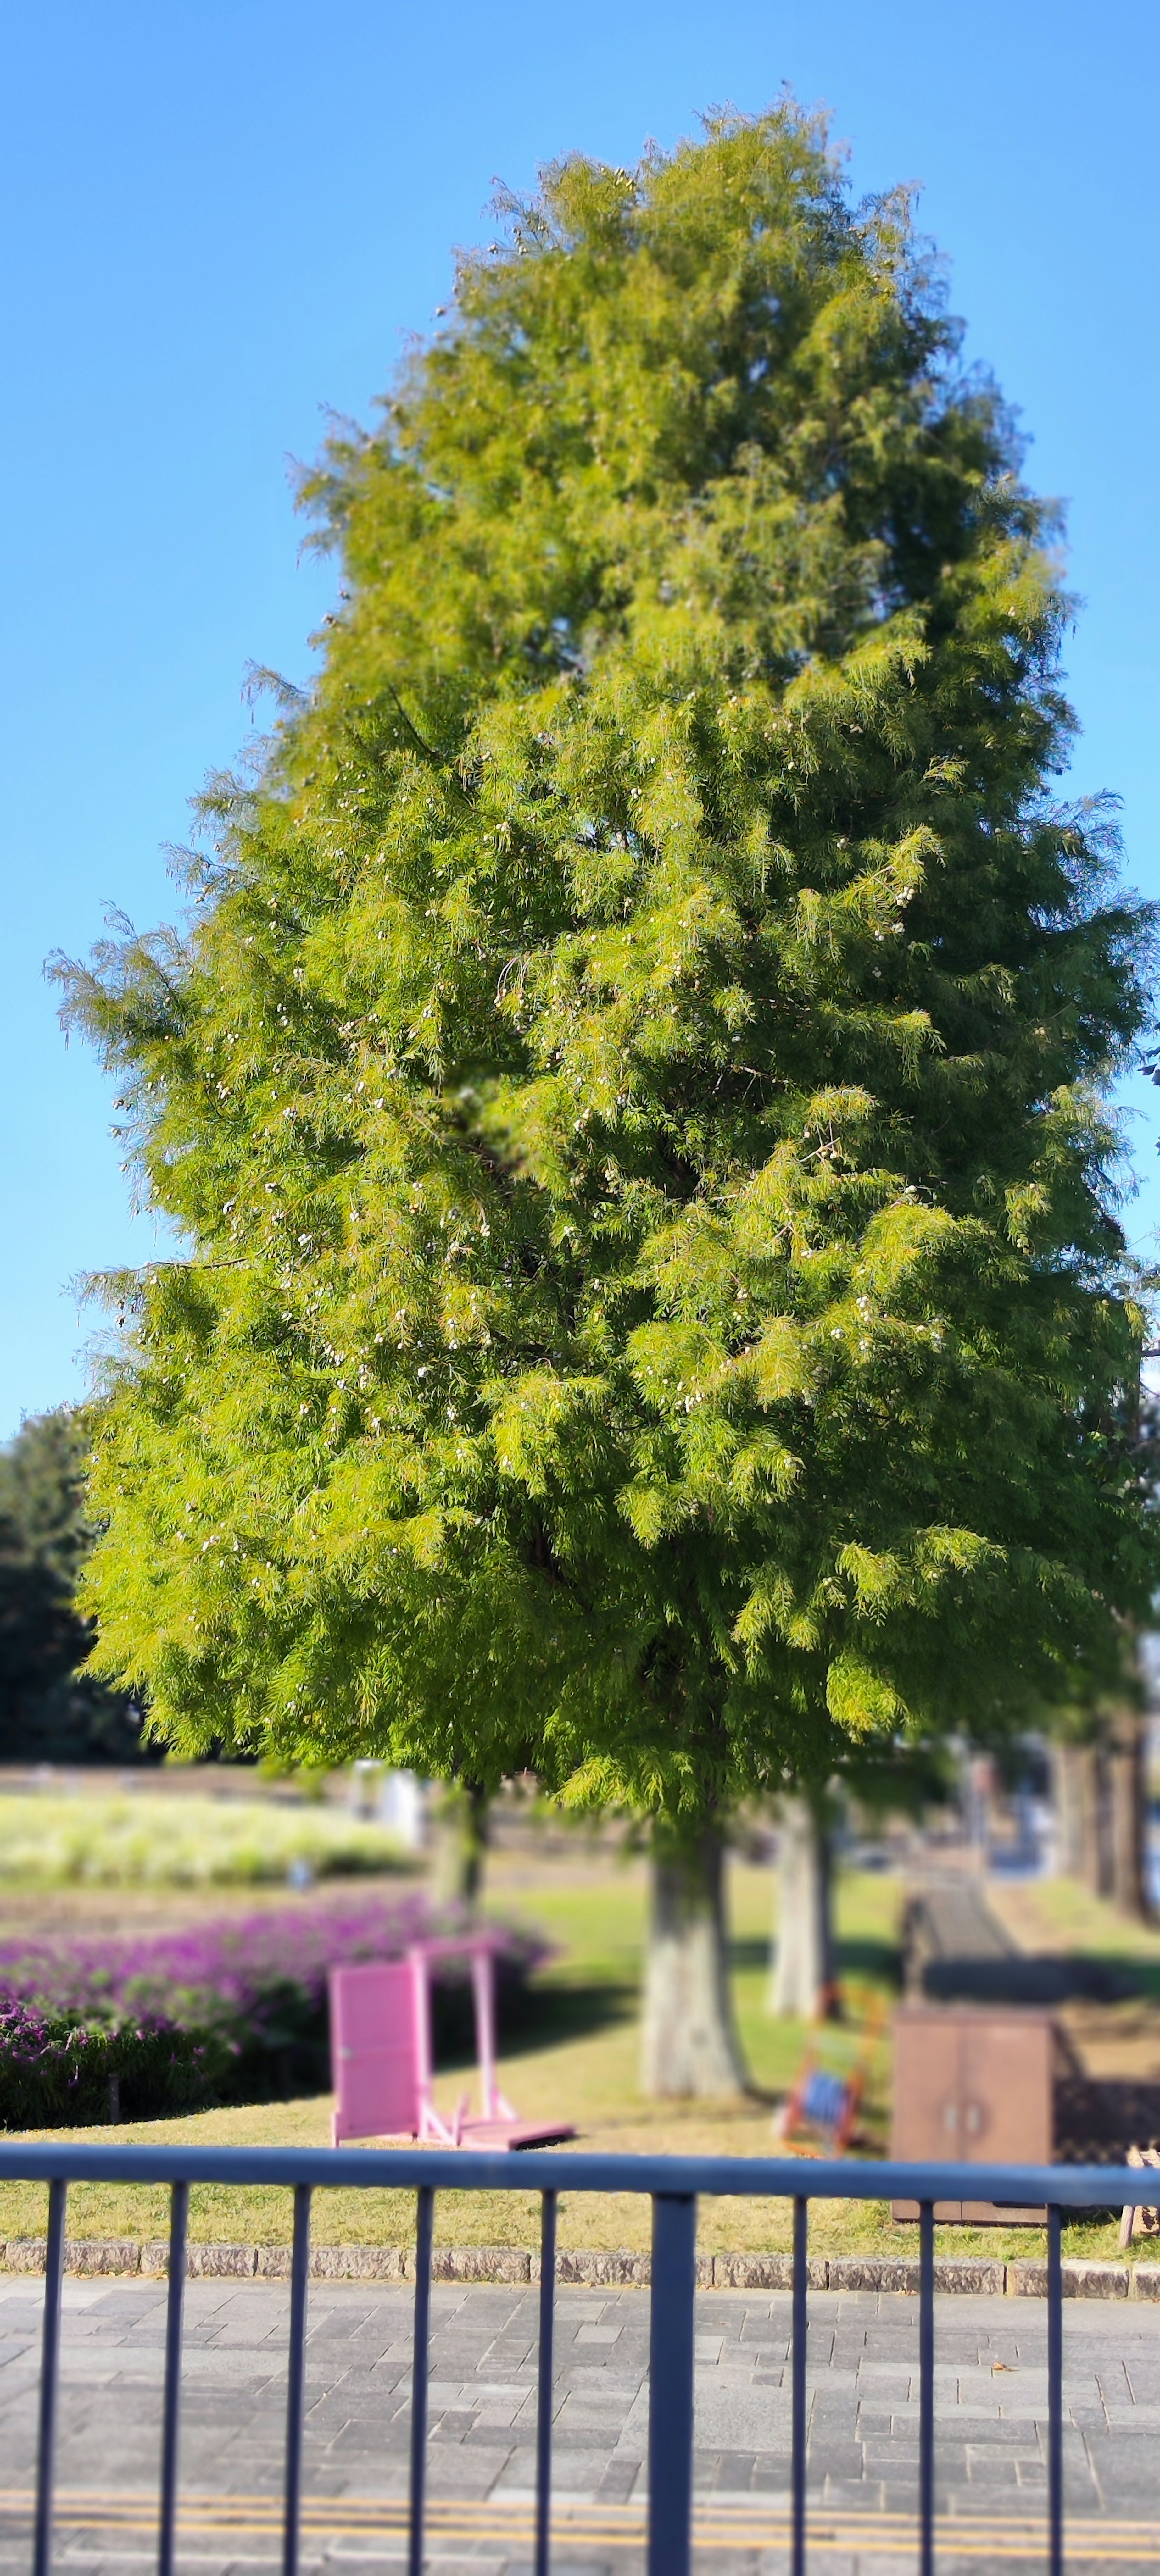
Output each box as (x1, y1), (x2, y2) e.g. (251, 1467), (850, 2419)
(0, 2000), (231, 2130)
(0, 1896), (547, 2125)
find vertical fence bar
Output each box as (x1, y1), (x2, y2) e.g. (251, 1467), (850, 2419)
(1047, 2204), (1063, 2576)
(157, 2181), (189, 2576)
(647, 2192), (697, 2576)
(918, 2201), (934, 2576)
(282, 2183), (312, 2576)
(409, 2185), (435, 2576)
(535, 2192), (557, 2576)
(791, 2194), (808, 2576)
(33, 2177), (67, 2576)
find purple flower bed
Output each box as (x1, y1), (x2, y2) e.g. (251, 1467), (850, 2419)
(0, 1892), (542, 2029)
(0, 1897), (548, 2125)
(0, 2001), (232, 2131)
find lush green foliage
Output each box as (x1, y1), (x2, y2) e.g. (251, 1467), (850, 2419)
(56, 107), (1157, 1825)
(0, 1409), (151, 1762)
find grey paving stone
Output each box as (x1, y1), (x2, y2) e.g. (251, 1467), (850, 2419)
(0, 2280), (1157, 2572)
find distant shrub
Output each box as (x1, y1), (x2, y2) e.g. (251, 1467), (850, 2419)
(0, 1895), (548, 2122)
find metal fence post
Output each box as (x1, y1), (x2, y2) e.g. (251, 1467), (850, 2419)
(1047, 2204), (1063, 2576)
(535, 2191), (557, 2576)
(648, 2192), (697, 2576)
(158, 2179), (189, 2576)
(409, 2184), (435, 2576)
(918, 2200), (934, 2576)
(282, 2182), (312, 2576)
(33, 2177), (67, 2576)
(792, 2194), (808, 2576)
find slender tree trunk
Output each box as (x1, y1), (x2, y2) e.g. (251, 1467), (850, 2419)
(1109, 1710), (1150, 1921)
(1053, 1744), (1086, 1879)
(769, 1795), (837, 2018)
(642, 1822), (748, 2097)
(1074, 1741), (1108, 1898)
(1096, 1738), (1117, 1899)
(431, 1779), (490, 1905)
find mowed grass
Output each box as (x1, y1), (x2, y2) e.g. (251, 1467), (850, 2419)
(0, 1852), (1147, 2266)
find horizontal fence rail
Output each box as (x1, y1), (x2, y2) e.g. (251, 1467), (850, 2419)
(0, 2144), (1154, 2576)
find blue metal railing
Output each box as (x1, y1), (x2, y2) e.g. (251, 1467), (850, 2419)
(0, 2143), (1152, 2576)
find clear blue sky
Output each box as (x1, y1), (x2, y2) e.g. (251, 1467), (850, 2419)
(3, 0), (1157, 1441)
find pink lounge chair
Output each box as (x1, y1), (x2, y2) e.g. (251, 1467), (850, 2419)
(329, 1933), (575, 2151)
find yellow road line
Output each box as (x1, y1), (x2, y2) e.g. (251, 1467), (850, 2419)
(0, 2492), (1146, 2532)
(2, 2490), (1158, 2559)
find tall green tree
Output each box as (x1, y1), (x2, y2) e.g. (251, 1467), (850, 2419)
(56, 108), (1157, 2090)
(0, 1410), (151, 1763)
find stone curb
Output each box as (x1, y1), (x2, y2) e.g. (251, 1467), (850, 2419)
(2, 2240), (1159, 2296)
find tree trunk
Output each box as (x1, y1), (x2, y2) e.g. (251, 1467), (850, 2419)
(1053, 1744), (1087, 1879)
(1109, 1710), (1150, 1921)
(770, 1795), (837, 2018)
(641, 1824), (748, 2097)
(1074, 1741), (1109, 1898)
(431, 1780), (490, 1905)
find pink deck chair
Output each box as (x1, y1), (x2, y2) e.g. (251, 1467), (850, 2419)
(329, 1935), (574, 2150)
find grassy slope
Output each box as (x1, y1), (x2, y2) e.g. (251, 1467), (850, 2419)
(0, 1855), (1149, 2264)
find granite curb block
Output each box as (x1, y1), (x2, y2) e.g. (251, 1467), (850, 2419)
(1, 2240), (1159, 2295)
(1007, 2258), (1130, 2299)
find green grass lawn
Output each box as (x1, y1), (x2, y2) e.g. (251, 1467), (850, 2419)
(0, 1852), (1149, 2268)
(992, 1872), (1160, 2003)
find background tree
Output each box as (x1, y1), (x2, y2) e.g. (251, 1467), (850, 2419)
(1050, 1689), (1151, 1918)
(0, 1410), (151, 1763)
(56, 106), (1157, 2092)
(1037, 1372), (1159, 1922)
(430, 1779), (493, 1904)
(769, 1737), (953, 2020)
(769, 1786), (837, 2021)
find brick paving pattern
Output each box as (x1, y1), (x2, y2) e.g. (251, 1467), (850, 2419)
(0, 2277), (1158, 2570)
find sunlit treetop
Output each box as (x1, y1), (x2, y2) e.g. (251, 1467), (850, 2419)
(56, 103), (1158, 1813)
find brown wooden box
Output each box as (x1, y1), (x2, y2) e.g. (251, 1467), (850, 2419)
(891, 2005), (1053, 2222)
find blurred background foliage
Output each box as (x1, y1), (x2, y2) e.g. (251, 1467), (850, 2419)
(0, 1406), (153, 1763)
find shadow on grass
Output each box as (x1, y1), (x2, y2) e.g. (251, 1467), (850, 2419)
(457, 1932), (905, 2079)
(837, 1934), (903, 1993)
(728, 1933), (901, 1993)
(921, 1951), (1154, 2005)
(430, 1973), (639, 2073)
(1117, 1958), (1160, 2005)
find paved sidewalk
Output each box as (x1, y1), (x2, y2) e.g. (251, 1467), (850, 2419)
(0, 2277), (1158, 2570)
